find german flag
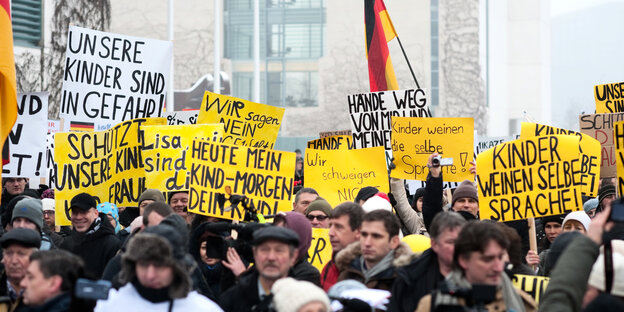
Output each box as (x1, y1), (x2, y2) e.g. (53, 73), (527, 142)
(0, 0), (17, 180)
(69, 121), (95, 132)
(365, 0), (399, 92)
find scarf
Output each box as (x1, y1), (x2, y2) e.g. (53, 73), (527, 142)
(85, 217), (102, 236)
(131, 278), (172, 303)
(360, 249), (395, 283)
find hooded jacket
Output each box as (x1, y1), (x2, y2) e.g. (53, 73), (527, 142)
(335, 241), (414, 291)
(60, 213), (121, 278)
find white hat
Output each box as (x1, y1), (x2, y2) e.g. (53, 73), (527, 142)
(562, 211), (591, 232)
(361, 193), (393, 213)
(41, 198), (55, 212)
(271, 277), (330, 312)
(589, 240), (624, 296)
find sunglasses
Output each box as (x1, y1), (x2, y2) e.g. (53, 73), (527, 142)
(306, 214), (328, 221)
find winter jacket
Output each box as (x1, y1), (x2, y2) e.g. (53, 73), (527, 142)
(390, 178), (427, 236)
(539, 234), (600, 312)
(219, 270), (272, 312)
(290, 258), (320, 286)
(388, 248), (444, 312)
(320, 258), (340, 292)
(22, 293), (71, 312)
(335, 242), (415, 291)
(422, 173), (443, 232)
(60, 213), (121, 279)
(94, 283), (222, 312)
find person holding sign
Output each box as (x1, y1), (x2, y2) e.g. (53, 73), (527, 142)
(415, 221), (536, 312)
(320, 202), (364, 291)
(335, 210), (413, 291)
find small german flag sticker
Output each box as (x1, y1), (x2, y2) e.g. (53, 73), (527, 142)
(69, 121), (94, 132)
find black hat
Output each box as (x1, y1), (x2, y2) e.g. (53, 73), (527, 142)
(253, 226), (299, 247)
(0, 228), (41, 249)
(354, 186), (379, 203)
(69, 193), (97, 212)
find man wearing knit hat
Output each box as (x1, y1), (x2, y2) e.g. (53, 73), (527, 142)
(219, 226), (301, 312)
(11, 198), (62, 250)
(598, 182), (616, 213)
(451, 180), (479, 217)
(305, 197), (332, 228)
(119, 188), (165, 227)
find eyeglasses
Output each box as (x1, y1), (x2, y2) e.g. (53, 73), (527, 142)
(306, 214), (328, 221)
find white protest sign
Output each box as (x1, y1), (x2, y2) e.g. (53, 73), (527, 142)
(46, 133), (57, 189)
(474, 135), (520, 157)
(59, 26), (173, 131)
(163, 110), (199, 125)
(3, 93), (48, 177)
(406, 180), (459, 194)
(348, 89), (430, 150)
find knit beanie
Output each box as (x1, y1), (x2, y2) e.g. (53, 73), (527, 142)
(12, 198), (43, 231)
(584, 198), (599, 214)
(599, 184), (616, 206)
(271, 277), (330, 312)
(452, 180), (478, 206)
(413, 187), (425, 202)
(361, 193), (393, 213)
(282, 212), (312, 261)
(541, 214), (565, 226)
(97, 202), (121, 233)
(41, 198), (55, 212)
(138, 189), (165, 205)
(305, 197), (332, 217)
(589, 240), (624, 297)
(562, 211), (591, 232)
(354, 186), (379, 203)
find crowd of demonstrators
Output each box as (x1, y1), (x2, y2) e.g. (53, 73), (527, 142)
(2, 146), (623, 312)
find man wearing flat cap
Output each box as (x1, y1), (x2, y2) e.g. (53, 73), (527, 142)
(219, 226), (300, 312)
(0, 228), (41, 311)
(60, 192), (121, 278)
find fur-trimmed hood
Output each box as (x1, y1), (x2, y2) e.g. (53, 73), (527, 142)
(335, 241), (416, 272)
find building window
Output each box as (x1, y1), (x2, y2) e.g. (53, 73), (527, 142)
(11, 0), (42, 47)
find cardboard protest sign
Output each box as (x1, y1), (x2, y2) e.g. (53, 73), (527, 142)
(579, 113), (624, 178)
(475, 135), (519, 157)
(306, 135), (354, 150)
(54, 117), (166, 225)
(59, 26), (172, 131)
(477, 135), (583, 222)
(595, 82), (624, 113)
(614, 121), (624, 196)
(348, 89), (430, 150)
(163, 110), (199, 125)
(198, 91), (284, 149)
(308, 228), (333, 272)
(520, 122), (600, 197)
(304, 146), (389, 207)
(187, 139), (295, 221)
(319, 130), (351, 138)
(512, 275), (549, 304)
(391, 117), (474, 182)
(3, 93), (49, 177)
(143, 124), (223, 192)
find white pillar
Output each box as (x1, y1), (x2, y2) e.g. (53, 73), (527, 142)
(214, 0), (221, 94)
(167, 0), (174, 111)
(253, 0), (260, 102)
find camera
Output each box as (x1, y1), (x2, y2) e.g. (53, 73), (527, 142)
(197, 221), (269, 264)
(432, 156), (454, 167)
(75, 278), (112, 300)
(434, 281), (497, 312)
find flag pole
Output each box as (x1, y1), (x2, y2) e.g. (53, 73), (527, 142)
(395, 35), (421, 89)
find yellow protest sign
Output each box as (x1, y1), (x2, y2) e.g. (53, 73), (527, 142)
(391, 117), (474, 182)
(476, 135), (583, 222)
(186, 139), (295, 221)
(595, 82), (624, 113)
(197, 91), (285, 149)
(143, 124), (224, 192)
(512, 275), (549, 304)
(54, 117), (166, 225)
(520, 122), (600, 197)
(306, 135), (354, 150)
(308, 228), (333, 272)
(304, 146), (389, 207)
(614, 121), (624, 196)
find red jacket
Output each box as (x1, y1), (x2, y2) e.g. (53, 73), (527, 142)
(320, 258), (340, 292)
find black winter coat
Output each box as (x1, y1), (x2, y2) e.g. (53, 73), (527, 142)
(388, 248), (444, 312)
(219, 270), (271, 312)
(60, 213), (121, 279)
